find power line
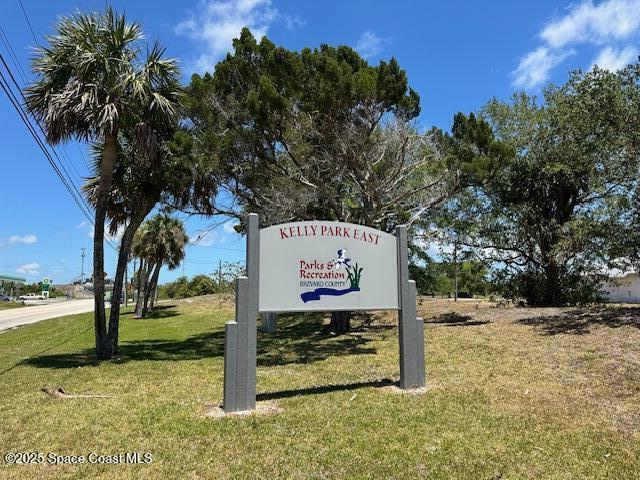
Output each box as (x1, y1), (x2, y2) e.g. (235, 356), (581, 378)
(5, 8), (117, 253)
(0, 23), (89, 189)
(17, 0), (38, 46)
(0, 25), (28, 84)
(0, 50), (86, 190)
(76, 143), (92, 171)
(0, 54), (117, 251)
(0, 56), (90, 210)
(187, 244), (245, 252)
(0, 69), (91, 219)
(58, 144), (86, 189)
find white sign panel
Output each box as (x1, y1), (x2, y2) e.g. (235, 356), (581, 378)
(259, 221), (399, 312)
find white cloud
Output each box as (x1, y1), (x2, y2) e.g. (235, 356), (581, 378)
(591, 44), (639, 70)
(76, 220), (94, 238)
(541, 0), (640, 48)
(9, 234), (38, 245)
(513, 0), (640, 89)
(175, 0), (301, 73)
(222, 221), (240, 234)
(282, 13), (305, 30)
(355, 30), (390, 59)
(76, 220), (92, 238)
(513, 47), (575, 88)
(17, 262), (40, 276)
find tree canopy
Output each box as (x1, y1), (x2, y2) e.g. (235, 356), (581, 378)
(433, 67), (640, 306)
(25, 6), (183, 359)
(184, 28), (455, 234)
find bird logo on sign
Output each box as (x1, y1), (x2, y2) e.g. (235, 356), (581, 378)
(328, 249), (351, 270)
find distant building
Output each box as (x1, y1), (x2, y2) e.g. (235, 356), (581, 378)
(0, 273), (27, 297)
(601, 273), (640, 303)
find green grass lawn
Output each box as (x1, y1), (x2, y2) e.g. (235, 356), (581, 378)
(0, 302), (25, 309)
(0, 296), (638, 479)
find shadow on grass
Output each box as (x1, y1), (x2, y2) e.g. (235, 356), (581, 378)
(423, 312), (488, 327)
(0, 325), (94, 376)
(121, 305), (180, 319)
(256, 378), (396, 401)
(22, 312), (380, 369)
(519, 307), (640, 335)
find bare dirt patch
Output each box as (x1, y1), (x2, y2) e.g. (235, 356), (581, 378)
(203, 400), (283, 418)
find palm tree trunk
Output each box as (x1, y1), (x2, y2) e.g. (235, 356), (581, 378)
(135, 258), (145, 306)
(135, 261), (154, 318)
(133, 258), (144, 304)
(106, 200), (154, 355)
(147, 263), (162, 311)
(143, 262), (161, 315)
(93, 133), (118, 360)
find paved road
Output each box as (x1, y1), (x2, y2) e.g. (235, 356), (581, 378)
(0, 299), (97, 333)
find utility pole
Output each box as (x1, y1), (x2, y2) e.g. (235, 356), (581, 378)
(218, 259), (223, 287)
(80, 248), (86, 284)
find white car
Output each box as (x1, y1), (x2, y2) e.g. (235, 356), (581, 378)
(19, 293), (45, 301)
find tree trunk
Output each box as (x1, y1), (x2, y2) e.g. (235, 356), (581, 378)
(150, 284), (158, 310)
(135, 258), (144, 305)
(106, 201), (154, 355)
(147, 263), (161, 311)
(329, 311), (352, 334)
(541, 260), (562, 307)
(135, 262), (153, 318)
(93, 133), (118, 360)
(143, 262), (161, 315)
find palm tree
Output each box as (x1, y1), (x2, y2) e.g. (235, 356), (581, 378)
(132, 214), (188, 318)
(85, 127), (220, 352)
(25, 7), (181, 359)
(84, 135), (168, 353)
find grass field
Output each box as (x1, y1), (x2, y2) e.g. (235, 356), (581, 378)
(0, 295), (638, 479)
(0, 302), (25, 309)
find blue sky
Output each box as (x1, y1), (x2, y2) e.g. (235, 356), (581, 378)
(1, 0), (639, 284)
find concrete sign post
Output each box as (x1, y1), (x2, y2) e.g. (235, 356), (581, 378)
(396, 227), (426, 389)
(222, 215), (425, 413)
(223, 214), (259, 412)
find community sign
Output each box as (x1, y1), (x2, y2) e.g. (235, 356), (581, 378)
(259, 221), (399, 312)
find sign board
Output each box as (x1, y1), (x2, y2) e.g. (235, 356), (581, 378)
(223, 214), (425, 414)
(259, 221), (399, 312)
